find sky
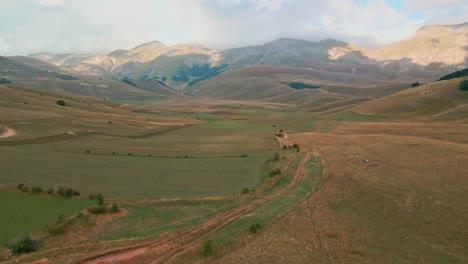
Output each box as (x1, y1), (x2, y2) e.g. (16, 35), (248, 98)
(0, 0), (466, 55)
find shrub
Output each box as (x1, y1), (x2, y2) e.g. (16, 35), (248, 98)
(6, 236), (37, 255)
(56, 100), (66, 106)
(460, 80), (468, 91)
(0, 78), (12, 84)
(248, 223), (262, 233)
(46, 187), (54, 195)
(240, 154), (248, 157)
(292, 144), (300, 152)
(47, 223), (65, 236)
(110, 203), (120, 213)
(17, 184), (29, 193)
(57, 187), (80, 198)
(89, 193), (104, 205)
(270, 153), (280, 162)
(411, 82), (420, 87)
(86, 149), (91, 154)
(88, 205), (107, 214)
(438, 68), (468, 81)
(241, 188), (250, 194)
(276, 133), (283, 137)
(269, 169), (281, 177)
(31, 186), (44, 194)
(200, 240), (213, 257)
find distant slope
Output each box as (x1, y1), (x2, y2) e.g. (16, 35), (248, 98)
(369, 22), (468, 70)
(350, 77), (468, 121)
(185, 65), (390, 100)
(7, 56), (69, 74)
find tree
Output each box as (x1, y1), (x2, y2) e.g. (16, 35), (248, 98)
(411, 82), (420, 87)
(460, 80), (468, 91)
(31, 186), (44, 194)
(56, 100), (66, 106)
(7, 236), (38, 255)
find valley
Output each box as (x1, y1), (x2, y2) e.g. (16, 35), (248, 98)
(0, 18), (467, 264)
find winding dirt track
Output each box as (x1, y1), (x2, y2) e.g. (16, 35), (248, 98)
(0, 126), (17, 139)
(80, 150), (312, 264)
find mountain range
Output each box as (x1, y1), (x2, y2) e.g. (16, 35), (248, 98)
(1, 22), (466, 99)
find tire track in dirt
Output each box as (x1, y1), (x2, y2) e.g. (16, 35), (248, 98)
(288, 133), (337, 263)
(0, 126), (17, 139)
(80, 149), (311, 264)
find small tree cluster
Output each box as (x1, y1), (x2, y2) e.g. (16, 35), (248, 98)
(6, 236), (38, 255)
(292, 144), (300, 152)
(248, 223), (262, 234)
(56, 100), (66, 106)
(269, 168), (282, 177)
(57, 187), (80, 198)
(460, 80), (468, 91)
(411, 82), (420, 87)
(88, 193), (119, 214)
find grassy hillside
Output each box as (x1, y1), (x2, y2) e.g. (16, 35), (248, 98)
(350, 77), (468, 120)
(185, 65), (390, 100)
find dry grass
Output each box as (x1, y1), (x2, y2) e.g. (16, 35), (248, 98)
(216, 122), (468, 263)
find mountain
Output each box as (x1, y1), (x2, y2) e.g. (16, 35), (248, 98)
(221, 38), (372, 69)
(369, 22), (468, 71)
(30, 41), (223, 89)
(25, 22), (467, 94)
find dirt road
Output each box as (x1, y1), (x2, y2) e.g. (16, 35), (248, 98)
(81, 151), (312, 264)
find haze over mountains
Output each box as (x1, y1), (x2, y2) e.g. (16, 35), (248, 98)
(0, 22), (466, 99)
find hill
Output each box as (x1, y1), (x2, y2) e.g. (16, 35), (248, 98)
(350, 77), (468, 121)
(369, 22), (468, 71)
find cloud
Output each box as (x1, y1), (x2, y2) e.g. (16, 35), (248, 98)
(0, 0), (466, 55)
(36, 0), (64, 7)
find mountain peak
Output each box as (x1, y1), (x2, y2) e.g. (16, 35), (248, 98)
(132, 40), (166, 50)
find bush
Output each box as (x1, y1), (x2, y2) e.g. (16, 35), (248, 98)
(200, 240), (213, 257)
(240, 154), (248, 157)
(270, 153), (280, 162)
(0, 78), (11, 84)
(6, 236), (37, 255)
(31, 186), (44, 194)
(57, 187), (80, 198)
(438, 68), (468, 81)
(46, 187), (54, 195)
(17, 183), (29, 192)
(248, 223), (262, 233)
(88, 205), (107, 214)
(56, 100), (66, 106)
(89, 193), (104, 205)
(292, 144), (300, 152)
(460, 80), (468, 91)
(411, 82), (420, 87)
(241, 188), (250, 194)
(110, 203), (120, 213)
(269, 169), (281, 177)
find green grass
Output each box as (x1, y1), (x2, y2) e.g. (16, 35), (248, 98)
(210, 156), (323, 243)
(0, 144), (272, 197)
(96, 199), (239, 241)
(329, 111), (381, 122)
(199, 121), (274, 130)
(0, 190), (91, 245)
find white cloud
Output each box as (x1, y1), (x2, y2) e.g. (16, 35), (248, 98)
(248, 0), (292, 12)
(0, 0), (466, 55)
(36, 0), (64, 7)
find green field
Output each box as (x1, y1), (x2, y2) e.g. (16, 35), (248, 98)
(0, 190), (91, 244)
(0, 121), (278, 198)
